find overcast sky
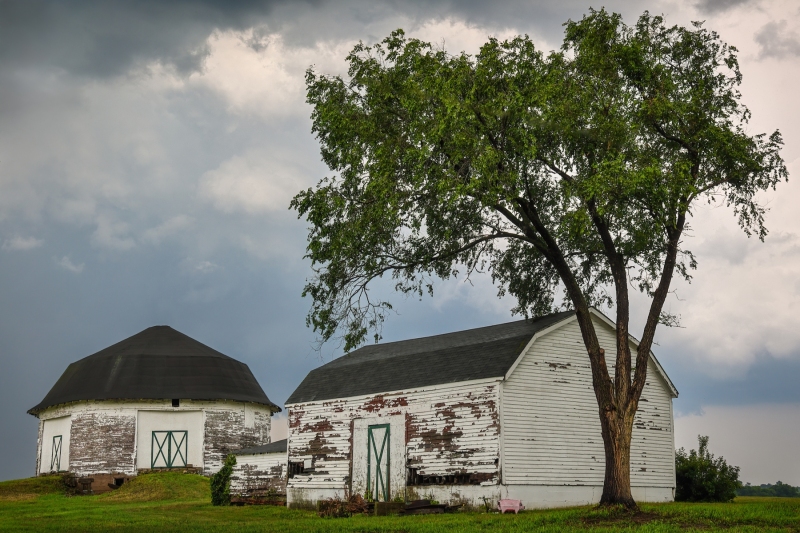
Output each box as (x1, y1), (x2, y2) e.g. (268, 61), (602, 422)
(1, 0), (799, 485)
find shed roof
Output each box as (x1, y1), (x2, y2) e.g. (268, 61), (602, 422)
(28, 326), (279, 415)
(286, 311), (575, 404)
(232, 439), (288, 456)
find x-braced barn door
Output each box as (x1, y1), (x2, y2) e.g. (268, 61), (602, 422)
(50, 435), (62, 472)
(151, 431), (188, 468)
(366, 424), (390, 501)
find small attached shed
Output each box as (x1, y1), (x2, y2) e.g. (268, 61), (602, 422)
(284, 309), (678, 509)
(230, 439), (288, 500)
(28, 326), (280, 492)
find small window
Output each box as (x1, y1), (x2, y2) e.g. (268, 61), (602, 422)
(288, 461), (305, 478)
(114, 477), (124, 487)
(172, 399), (180, 407)
(406, 467), (474, 486)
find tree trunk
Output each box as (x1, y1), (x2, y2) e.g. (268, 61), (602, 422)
(598, 403), (637, 509)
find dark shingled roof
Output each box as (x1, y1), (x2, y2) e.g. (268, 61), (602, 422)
(286, 311), (575, 404)
(28, 326), (280, 415)
(232, 439), (288, 456)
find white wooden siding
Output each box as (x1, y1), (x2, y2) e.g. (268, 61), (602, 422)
(286, 379), (501, 495)
(34, 399), (271, 476)
(501, 317), (675, 488)
(231, 452), (287, 495)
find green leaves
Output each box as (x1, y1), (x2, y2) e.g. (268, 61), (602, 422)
(210, 454), (236, 506)
(676, 436), (741, 502)
(293, 10), (786, 352)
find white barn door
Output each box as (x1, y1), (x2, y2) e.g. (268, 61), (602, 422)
(40, 416), (71, 474)
(351, 416), (405, 502)
(137, 411), (203, 471)
(366, 424), (390, 501)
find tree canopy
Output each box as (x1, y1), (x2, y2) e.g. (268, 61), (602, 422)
(292, 9), (786, 506)
(294, 10), (785, 352)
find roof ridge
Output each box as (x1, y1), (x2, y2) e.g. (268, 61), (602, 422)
(357, 317), (530, 348)
(334, 312), (572, 363)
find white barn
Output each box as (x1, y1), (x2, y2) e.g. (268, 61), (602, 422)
(230, 438), (288, 499)
(284, 309), (677, 509)
(28, 326), (280, 492)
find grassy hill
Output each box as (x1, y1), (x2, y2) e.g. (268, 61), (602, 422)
(1, 473), (799, 532)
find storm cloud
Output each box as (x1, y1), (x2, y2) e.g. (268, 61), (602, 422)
(1, 0), (798, 484)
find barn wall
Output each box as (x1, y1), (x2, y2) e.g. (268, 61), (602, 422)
(35, 419), (44, 475)
(501, 316), (676, 501)
(286, 379), (501, 506)
(202, 405), (271, 475)
(35, 400), (272, 477)
(72, 410), (136, 475)
(231, 452), (287, 496)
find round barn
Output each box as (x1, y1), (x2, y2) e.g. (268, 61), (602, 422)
(28, 326), (280, 493)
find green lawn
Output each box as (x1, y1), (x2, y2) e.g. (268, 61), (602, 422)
(1, 473), (798, 532)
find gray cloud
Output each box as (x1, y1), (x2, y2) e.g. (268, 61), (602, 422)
(0, 0), (664, 81)
(694, 0), (755, 15)
(756, 20), (800, 59)
(55, 256), (84, 273)
(0, 0), (297, 78)
(0, 0), (798, 485)
(2, 236), (43, 251)
(666, 354), (800, 415)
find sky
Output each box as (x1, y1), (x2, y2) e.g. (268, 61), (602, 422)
(1, 0), (799, 486)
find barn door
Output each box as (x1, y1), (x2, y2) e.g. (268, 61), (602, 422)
(366, 424), (390, 501)
(151, 431), (188, 468)
(50, 435), (62, 471)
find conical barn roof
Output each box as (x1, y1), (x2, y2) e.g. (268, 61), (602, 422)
(28, 326), (279, 415)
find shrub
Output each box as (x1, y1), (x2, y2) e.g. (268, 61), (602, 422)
(210, 454), (236, 506)
(676, 435), (741, 502)
(318, 494), (369, 518)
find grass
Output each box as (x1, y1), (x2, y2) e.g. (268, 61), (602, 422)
(0, 474), (798, 532)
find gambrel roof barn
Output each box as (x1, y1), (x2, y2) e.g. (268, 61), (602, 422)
(285, 308), (677, 509)
(29, 326), (280, 493)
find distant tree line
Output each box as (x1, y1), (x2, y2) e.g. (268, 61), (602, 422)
(737, 481), (800, 498)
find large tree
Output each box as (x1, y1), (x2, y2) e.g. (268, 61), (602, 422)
(291, 10), (786, 507)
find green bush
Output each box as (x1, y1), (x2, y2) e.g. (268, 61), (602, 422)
(676, 435), (741, 502)
(210, 454), (236, 506)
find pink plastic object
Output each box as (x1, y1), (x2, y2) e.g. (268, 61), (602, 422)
(497, 499), (525, 514)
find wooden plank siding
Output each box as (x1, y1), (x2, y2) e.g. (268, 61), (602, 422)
(501, 317), (676, 488)
(231, 452), (287, 496)
(33, 399), (272, 478)
(286, 379), (501, 494)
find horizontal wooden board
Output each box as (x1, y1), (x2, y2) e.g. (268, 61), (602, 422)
(501, 317), (675, 488)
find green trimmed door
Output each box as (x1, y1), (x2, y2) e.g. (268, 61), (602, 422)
(50, 435), (62, 472)
(151, 431), (187, 468)
(366, 424), (390, 501)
